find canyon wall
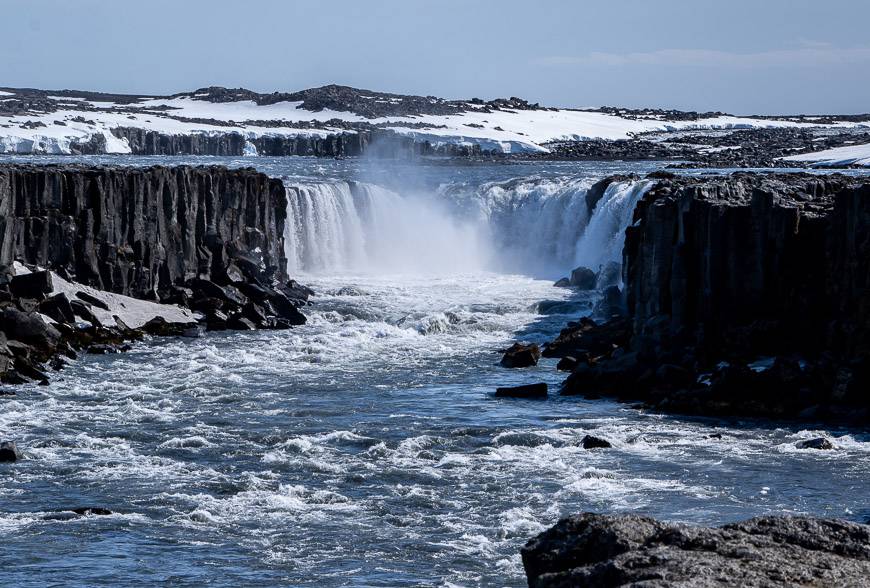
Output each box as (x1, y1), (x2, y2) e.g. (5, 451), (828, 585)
(623, 173), (867, 360)
(554, 172), (870, 421)
(110, 128), (485, 158)
(0, 164), (288, 300)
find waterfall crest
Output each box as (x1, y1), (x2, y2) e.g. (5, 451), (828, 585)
(284, 176), (652, 276)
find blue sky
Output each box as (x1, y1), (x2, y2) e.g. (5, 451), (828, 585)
(3, 0), (869, 114)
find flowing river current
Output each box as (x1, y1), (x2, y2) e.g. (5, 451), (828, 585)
(2, 156), (870, 587)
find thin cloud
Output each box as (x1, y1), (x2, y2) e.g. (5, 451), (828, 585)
(536, 45), (870, 68)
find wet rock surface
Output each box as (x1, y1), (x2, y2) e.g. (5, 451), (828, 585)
(500, 342), (542, 368)
(521, 513), (870, 587)
(495, 382), (548, 399)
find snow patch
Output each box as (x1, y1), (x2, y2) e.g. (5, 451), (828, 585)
(782, 142), (870, 167)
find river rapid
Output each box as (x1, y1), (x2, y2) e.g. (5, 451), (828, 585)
(1, 156), (870, 587)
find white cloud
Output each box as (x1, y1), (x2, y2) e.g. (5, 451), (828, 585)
(535, 45), (870, 68)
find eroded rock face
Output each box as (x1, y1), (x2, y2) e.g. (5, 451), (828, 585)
(0, 164), (288, 301)
(522, 513), (870, 587)
(554, 173), (870, 421)
(623, 173), (867, 361)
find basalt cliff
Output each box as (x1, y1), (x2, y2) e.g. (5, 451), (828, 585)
(548, 172), (870, 422)
(0, 164), (309, 384)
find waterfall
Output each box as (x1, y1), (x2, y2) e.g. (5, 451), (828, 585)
(284, 176), (652, 277)
(284, 181), (487, 274)
(573, 180), (652, 270)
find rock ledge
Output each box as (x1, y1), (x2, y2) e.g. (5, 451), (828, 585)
(522, 513), (870, 587)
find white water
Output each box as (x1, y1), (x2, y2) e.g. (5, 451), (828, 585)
(284, 177), (652, 277)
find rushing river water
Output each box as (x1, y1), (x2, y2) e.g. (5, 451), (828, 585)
(2, 156), (870, 587)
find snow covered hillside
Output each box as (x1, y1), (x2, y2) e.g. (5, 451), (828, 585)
(0, 84), (867, 156)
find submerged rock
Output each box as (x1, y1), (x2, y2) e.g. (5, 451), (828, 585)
(500, 343), (542, 368)
(495, 382), (548, 399)
(521, 513), (870, 587)
(580, 434), (612, 449)
(796, 437), (835, 450)
(0, 441), (22, 462)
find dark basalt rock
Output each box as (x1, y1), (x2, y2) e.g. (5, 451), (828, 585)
(552, 173), (870, 423)
(71, 507), (112, 516)
(0, 164), (288, 302)
(544, 316), (630, 359)
(70, 300), (101, 326)
(556, 356), (582, 372)
(495, 382), (548, 399)
(75, 291), (109, 311)
(521, 513), (870, 587)
(500, 342), (542, 368)
(580, 435), (612, 449)
(9, 270), (52, 300)
(569, 267), (597, 290)
(43, 507), (113, 521)
(0, 308), (60, 352)
(39, 293), (75, 323)
(796, 437), (835, 450)
(0, 441), (22, 462)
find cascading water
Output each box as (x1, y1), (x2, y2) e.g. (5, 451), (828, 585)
(284, 176), (652, 278)
(284, 181), (487, 274)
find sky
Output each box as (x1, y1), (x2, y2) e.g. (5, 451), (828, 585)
(3, 0), (869, 115)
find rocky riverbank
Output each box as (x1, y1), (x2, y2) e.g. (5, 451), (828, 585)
(539, 172), (870, 423)
(0, 164), (310, 386)
(521, 513), (870, 587)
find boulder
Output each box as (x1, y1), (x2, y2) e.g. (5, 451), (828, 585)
(553, 277), (571, 288)
(9, 270), (52, 301)
(580, 434), (612, 449)
(39, 293), (76, 323)
(0, 441), (22, 462)
(227, 315), (256, 331)
(556, 356), (582, 372)
(796, 437), (835, 450)
(495, 382), (548, 399)
(500, 343), (542, 368)
(0, 308), (61, 351)
(141, 316), (190, 337)
(569, 266), (597, 290)
(70, 300), (101, 326)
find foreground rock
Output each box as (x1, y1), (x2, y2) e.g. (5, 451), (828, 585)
(495, 383), (548, 399)
(552, 173), (870, 423)
(522, 513), (870, 587)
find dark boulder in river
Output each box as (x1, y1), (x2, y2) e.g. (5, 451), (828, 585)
(0, 441), (22, 462)
(521, 513), (870, 587)
(495, 382), (548, 399)
(580, 434), (611, 449)
(500, 342), (542, 368)
(796, 437), (835, 450)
